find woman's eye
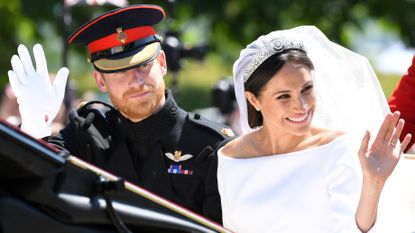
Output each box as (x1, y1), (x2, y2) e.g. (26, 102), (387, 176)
(277, 94), (290, 100)
(302, 85), (313, 93)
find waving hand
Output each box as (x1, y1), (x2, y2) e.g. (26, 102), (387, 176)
(7, 44), (69, 138)
(358, 111), (412, 184)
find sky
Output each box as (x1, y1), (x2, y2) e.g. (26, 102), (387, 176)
(374, 41), (415, 74)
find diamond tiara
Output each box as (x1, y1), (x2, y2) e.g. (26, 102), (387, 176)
(243, 38), (306, 83)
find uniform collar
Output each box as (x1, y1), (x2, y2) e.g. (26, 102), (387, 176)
(113, 90), (184, 142)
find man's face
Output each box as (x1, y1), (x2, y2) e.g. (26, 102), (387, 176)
(94, 51), (167, 122)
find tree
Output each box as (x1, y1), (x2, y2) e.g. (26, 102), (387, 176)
(1, 0), (414, 104)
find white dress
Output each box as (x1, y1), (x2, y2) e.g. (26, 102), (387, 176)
(376, 156), (415, 232)
(217, 134), (365, 233)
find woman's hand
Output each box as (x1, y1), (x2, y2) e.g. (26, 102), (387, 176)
(358, 111), (412, 186)
(355, 111), (411, 232)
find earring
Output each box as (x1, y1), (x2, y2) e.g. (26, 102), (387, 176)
(255, 108), (260, 112)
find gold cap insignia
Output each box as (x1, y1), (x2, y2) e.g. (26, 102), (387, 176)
(221, 128), (235, 137)
(116, 27), (128, 44)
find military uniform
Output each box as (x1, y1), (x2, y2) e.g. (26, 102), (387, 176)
(43, 4), (237, 224)
(49, 91), (233, 223)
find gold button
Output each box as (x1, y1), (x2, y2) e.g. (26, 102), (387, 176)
(221, 128), (235, 137)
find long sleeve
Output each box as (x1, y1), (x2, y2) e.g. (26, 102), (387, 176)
(326, 136), (382, 233)
(202, 152), (222, 224)
(388, 55), (415, 152)
(326, 150), (363, 233)
(48, 109), (112, 164)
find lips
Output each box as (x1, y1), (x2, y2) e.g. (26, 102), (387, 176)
(123, 87), (152, 100)
(128, 91), (150, 99)
(286, 110), (310, 123)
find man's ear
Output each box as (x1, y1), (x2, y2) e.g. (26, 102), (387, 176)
(157, 50), (167, 77)
(93, 70), (108, 93)
(245, 91), (260, 110)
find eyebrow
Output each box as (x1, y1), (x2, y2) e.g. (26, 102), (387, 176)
(272, 80), (313, 96)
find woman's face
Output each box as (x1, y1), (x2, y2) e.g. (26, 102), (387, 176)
(246, 61), (316, 136)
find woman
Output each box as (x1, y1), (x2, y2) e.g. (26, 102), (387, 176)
(217, 26), (411, 233)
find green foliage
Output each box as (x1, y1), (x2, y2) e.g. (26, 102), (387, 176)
(1, 0), (414, 110)
(169, 53), (233, 111)
(0, 0), (22, 88)
(377, 73), (401, 99)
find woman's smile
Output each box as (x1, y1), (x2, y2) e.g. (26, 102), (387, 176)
(286, 109), (311, 124)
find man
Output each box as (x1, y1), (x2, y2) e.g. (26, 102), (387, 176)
(7, 4), (234, 223)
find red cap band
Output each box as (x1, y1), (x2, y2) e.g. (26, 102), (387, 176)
(87, 26), (156, 54)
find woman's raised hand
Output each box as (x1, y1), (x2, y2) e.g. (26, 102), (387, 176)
(358, 111), (412, 185)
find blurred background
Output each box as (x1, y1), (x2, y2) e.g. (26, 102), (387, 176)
(0, 0), (414, 124)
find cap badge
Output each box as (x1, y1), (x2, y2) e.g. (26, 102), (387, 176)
(116, 27), (128, 44)
(165, 150), (193, 162)
(221, 128), (235, 137)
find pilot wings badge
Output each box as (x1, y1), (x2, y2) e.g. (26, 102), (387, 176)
(165, 150), (193, 162)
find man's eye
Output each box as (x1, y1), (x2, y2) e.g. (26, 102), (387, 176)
(140, 62), (152, 69)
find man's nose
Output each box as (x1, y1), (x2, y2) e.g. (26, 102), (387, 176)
(128, 68), (145, 85)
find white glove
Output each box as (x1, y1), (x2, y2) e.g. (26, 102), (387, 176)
(7, 44), (69, 138)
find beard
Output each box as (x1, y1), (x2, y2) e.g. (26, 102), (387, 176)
(108, 83), (165, 122)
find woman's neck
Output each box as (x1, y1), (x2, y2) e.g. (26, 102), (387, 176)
(253, 125), (313, 155)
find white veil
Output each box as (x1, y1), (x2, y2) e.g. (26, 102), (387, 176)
(233, 25), (389, 136)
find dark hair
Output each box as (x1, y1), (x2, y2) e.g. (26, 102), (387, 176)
(245, 49), (314, 128)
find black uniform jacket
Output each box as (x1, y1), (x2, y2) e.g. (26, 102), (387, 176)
(48, 91), (233, 223)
